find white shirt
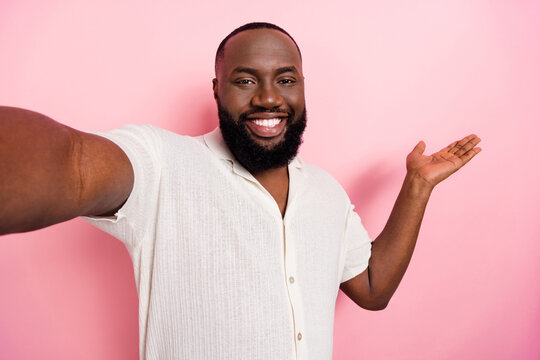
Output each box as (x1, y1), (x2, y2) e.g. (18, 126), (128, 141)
(85, 126), (372, 360)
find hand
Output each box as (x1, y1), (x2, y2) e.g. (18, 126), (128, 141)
(406, 134), (482, 187)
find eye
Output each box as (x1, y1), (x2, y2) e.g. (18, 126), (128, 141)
(278, 78), (296, 85)
(235, 79), (255, 85)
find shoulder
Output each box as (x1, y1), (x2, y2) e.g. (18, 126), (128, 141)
(96, 125), (205, 155)
(296, 159), (350, 202)
(298, 159), (343, 187)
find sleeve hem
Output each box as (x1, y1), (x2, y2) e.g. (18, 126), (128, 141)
(340, 261), (369, 283)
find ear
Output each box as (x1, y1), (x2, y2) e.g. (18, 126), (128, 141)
(212, 78), (218, 101)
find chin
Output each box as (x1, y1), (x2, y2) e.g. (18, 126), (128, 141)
(217, 102), (307, 173)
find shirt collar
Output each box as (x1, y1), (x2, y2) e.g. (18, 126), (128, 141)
(203, 127), (304, 170)
(203, 127), (307, 212)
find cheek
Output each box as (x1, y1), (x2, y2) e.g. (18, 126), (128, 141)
(286, 93), (305, 111)
(284, 84), (305, 104)
(221, 89), (254, 109)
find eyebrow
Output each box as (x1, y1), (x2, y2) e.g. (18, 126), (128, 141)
(275, 66), (298, 75)
(231, 65), (299, 76)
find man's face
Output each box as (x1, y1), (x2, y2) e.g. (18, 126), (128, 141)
(213, 28), (306, 173)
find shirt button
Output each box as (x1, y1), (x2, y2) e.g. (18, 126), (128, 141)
(297, 332), (302, 341)
(289, 276), (295, 284)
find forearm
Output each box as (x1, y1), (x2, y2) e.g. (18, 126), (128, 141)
(341, 135), (480, 310)
(0, 106), (82, 235)
(367, 172), (433, 305)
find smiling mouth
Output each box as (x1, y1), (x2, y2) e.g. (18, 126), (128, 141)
(249, 118), (283, 128)
(245, 116), (288, 138)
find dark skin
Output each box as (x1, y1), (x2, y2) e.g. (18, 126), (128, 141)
(213, 29), (482, 309)
(0, 107), (134, 234)
(213, 29), (305, 216)
(0, 28), (481, 311)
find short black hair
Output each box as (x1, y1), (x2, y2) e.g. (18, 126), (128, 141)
(215, 22), (302, 75)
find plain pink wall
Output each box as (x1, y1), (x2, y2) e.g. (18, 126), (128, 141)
(1, 1), (539, 359)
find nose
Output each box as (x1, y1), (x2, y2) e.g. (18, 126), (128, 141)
(251, 83), (283, 109)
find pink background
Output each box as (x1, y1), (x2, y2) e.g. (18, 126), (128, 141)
(1, 1), (539, 359)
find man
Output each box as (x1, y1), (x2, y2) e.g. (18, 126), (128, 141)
(0, 22), (481, 359)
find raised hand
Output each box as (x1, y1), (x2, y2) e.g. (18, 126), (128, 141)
(406, 134), (482, 188)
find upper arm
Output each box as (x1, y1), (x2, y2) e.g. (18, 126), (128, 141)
(73, 129), (134, 217)
(0, 107), (134, 234)
(340, 268), (375, 309)
(339, 204), (375, 308)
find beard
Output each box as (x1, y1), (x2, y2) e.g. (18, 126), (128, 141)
(218, 102), (307, 174)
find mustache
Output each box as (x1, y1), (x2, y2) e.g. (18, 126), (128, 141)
(239, 108), (294, 121)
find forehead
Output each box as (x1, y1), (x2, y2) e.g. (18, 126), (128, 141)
(220, 29), (302, 75)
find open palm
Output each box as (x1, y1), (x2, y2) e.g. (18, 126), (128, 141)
(406, 134), (482, 187)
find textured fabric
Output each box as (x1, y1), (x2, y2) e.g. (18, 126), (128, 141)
(84, 126), (372, 360)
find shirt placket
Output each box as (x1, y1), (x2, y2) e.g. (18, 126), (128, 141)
(229, 159), (308, 360)
(282, 218), (307, 360)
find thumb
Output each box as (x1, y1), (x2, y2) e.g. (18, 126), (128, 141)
(412, 140), (426, 155)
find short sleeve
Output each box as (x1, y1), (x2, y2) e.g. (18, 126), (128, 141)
(340, 205), (372, 283)
(82, 125), (164, 251)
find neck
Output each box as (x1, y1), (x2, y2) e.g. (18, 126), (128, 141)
(252, 165), (288, 181)
(252, 166), (290, 217)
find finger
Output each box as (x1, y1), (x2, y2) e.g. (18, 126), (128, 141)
(455, 136), (481, 157)
(412, 140), (426, 155)
(448, 135), (474, 154)
(458, 146), (482, 166)
(439, 141), (458, 153)
(448, 134), (479, 154)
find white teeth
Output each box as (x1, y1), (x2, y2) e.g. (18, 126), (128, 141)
(251, 118), (282, 127)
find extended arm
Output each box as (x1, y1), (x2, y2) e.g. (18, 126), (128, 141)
(0, 106), (134, 235)
(340, 135), (482, 310)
